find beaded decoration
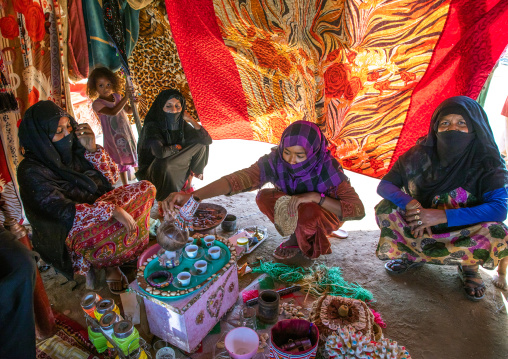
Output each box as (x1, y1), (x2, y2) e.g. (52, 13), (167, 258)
(146, 271), (173, 289)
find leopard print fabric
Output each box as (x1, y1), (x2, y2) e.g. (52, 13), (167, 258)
(128, 1), (198, 122)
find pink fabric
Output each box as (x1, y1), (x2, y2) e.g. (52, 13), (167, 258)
(242, 290), (259, 303)
(92, 93), (138, 172)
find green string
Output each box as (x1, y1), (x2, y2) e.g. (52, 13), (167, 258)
(252, 261), (306, 283)
(252, 261), (373, 302)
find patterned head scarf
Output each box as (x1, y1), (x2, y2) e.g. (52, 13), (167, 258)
(258, 121), (346, 195)
(18, 100), (112, 196)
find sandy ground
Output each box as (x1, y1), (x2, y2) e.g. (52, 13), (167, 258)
(39, 138), (508, 359)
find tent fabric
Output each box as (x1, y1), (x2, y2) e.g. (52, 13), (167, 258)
(128, 2), (199, 120)
(67, 0), (89, 81)
(83, 0), (140, 73)
(0, 0), (70, 222)
(165, 0), (508, 178)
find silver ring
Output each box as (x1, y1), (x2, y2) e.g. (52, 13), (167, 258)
(417, 220), (422, 225)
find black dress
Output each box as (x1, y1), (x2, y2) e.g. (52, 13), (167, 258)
(136, 90), (212, 201)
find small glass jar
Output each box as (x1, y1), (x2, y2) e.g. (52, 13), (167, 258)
(236, 237), (249, 252)
(242, 306), (257, 330)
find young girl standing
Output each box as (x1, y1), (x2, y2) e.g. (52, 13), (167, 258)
(87, 67), (138, 186)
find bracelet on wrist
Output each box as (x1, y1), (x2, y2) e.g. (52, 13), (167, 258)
(318, 193), (326, 206)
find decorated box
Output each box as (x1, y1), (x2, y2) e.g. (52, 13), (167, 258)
(130, 238), (239, 353)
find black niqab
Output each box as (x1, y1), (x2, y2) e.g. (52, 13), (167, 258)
(384, 96), (508, 207)
(137, 89), (187, 175)
(18, 101), (112, 197)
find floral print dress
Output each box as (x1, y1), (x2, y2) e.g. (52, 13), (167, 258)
(375, 187), (508, 270)
(65, 145), (155, 275)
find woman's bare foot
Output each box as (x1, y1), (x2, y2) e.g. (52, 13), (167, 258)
(493, 257), (508, 290)
(105, 267), (128, 294)
(493, 273), (507, 290)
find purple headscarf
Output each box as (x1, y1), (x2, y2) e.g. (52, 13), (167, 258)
(258, 121), (346, 195)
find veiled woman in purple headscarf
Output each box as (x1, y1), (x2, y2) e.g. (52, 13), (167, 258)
(161, 121), (365, 260)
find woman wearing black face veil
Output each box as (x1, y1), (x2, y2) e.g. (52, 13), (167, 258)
(375, 96), (508, 301)
(17, 101), (156, 294)
(136, 89), (212, 201)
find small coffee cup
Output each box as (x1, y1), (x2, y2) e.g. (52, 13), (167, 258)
(194, 260), (207, 274)
(203, 235), (215, 248)
(208, 246), (221, 260)
(186, 238), (195, 246)
(177, 272), (191, 286)
(185, 245), (199, 259)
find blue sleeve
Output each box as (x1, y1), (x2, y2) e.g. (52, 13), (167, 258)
(377, 180), (414, 209)
(445, 187), (508, 227)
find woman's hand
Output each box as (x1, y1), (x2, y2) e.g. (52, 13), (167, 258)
(76, 123), (97, 152)
(183, 111), (193, 122)
(288, 192), (320, 217)
(113, 206), (137, 235)
(161, 192), (192, 215)
(183, 111), (201, 129)
(405, 207), (447, 238)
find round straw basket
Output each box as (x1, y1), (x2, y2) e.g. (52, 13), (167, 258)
(274, 196), (298, 237)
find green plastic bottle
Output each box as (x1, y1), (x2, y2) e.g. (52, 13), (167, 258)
(111, 320), (141, 356)
(88, 323), (108, 353)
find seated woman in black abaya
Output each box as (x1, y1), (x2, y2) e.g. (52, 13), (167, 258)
(136, 90), (212, 201)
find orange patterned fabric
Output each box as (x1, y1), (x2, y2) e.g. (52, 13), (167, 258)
(165, 0), (508, 178)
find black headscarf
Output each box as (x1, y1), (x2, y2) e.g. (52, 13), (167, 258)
(142, 89), (186, 143)
(18, 101), (112, 197)
(137, 89), (187, 175)
(17, 101), (113, 278)
(383, 96), (508, 207)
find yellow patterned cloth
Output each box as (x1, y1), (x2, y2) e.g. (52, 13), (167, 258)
(128, 2), (198, 121)
(164, 0), (508, 177)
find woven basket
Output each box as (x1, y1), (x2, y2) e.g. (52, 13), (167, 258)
(274, 195), (298, 237)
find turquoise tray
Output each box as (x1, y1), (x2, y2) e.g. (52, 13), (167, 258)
(138, 238), (231, 300)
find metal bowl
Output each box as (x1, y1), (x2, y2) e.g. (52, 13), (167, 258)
(191, 203), (227, 233)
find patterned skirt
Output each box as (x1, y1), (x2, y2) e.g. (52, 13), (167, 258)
(66, 181), (156, 275)
(375, 199), (508, 270)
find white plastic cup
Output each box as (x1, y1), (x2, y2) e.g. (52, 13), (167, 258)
(203, 235), (215, 248)
(185, 245), (198, 259)
(208, 246), (221, 260)
(194, 260), (207, 274)
(177, 272), (191, 286)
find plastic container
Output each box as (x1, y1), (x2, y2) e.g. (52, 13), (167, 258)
(110, 320), (141, 356)
(95, 298), (120, 320)
(88, 322), (108, 353)
(99, 310), (120, 337)
(81, 292), (102, 318)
